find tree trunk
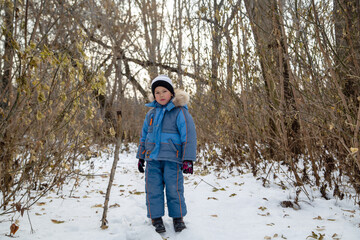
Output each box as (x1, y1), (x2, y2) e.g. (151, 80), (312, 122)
(225, 31), (233, 90)
(334, 0), (360, 106)
(1, 0), (14, 107)
(1, 0), (15, 210)
(101, 111), (123, 229)
(176, 0), (184, 88)
(334, 0), (360, 178)
(185, 0), (205, 95)
(244, 0), (302, 184)
(137, 0), (160, 79)
(210, 0), (222, 101)
(223, 0), (241, 90)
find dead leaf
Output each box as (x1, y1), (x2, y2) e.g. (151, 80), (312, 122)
(132, 191), (144, 195)
(92, 204), (103, 208)
(110, 203), (120, 208)
(229, 193), (237, 197)
(101, 225), (108, 230)
(259, 206), (267, 211)
(37, 202), (46, 206)
(212, 187), (225, 192)
(10, 223), (19, 235)
(342, 209), (355, 214)
(280, 201), (293, 208)
(313, 216), (323, 220)
(258, 212), (270, 217)
(207, 197), (218, 200)
(109, 127), (116, 136)
(316, 226), (326, 231)
(350, 147), (358, 154)
(51, 219), (65, 224)
(15, 202), (21, 212)
(332, 233), (340, 240)
(210, 214), (218, 217)
(234, 182), (245, 186)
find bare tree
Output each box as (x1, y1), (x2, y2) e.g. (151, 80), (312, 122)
(334, 0), (360, 106)
(333, 0), (360, 189)
(135, 0), (164, 79)
(0, 0), (104, 214)
(244, 0), (302, 182)
(1, 0), (15, 209)
(1, 0), (14, 108)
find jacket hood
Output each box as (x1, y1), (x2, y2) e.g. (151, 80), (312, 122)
(148, 89), (189, 107)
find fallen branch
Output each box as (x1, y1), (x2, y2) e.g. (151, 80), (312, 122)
(194, 177), (220, 191)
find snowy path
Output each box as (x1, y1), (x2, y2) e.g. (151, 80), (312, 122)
(1, 147), (360, 239)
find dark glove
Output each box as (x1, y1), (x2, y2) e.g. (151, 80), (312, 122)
(182, 160), (193, 174)
(138, 159), (145, 173)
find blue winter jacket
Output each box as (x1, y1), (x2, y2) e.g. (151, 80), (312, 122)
(136, 90), (197, 163)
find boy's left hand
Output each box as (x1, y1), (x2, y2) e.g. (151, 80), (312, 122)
(182, 160), (193, 174)
(138, 159), (145, 173)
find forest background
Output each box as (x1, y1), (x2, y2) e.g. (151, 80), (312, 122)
(1, 0), (360, 218)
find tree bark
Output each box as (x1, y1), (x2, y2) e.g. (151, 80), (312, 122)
(1, 0), (15, 210)
(210, 0), (223, 100)
(1, 0), (14, 107)
(136, 0), (160, 79)
(334, 0), (360, 178)
(176, 0), (184, 88)
(101, 111), (123, 229)
(334, 0), (360, 106)
(244, 0), (302, 184)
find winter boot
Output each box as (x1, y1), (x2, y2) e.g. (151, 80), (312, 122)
(152, 217), (166, 233)
(173, 217), (186, 232)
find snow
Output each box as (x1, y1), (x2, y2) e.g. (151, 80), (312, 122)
(1, 145), (360, 240)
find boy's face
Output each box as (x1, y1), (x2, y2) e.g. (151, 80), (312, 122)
(154, 86), (173, 105)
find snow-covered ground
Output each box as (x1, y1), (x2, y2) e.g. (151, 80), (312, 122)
(1, 145), (360, 239)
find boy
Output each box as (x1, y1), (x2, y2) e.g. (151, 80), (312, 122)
(136, 75), (197, 233)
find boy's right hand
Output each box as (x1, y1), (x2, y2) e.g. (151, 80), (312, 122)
(138, 159), (145, 173)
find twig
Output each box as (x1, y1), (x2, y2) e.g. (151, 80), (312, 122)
(26, 208), (34, 234)
(194, 177), (219, 190)
(78, 173), (108, 177)
(100, 113), (122, 229)
(263, 162), (275, 187)
(4, 234), (18, 238)
(278, 165), (312, 201)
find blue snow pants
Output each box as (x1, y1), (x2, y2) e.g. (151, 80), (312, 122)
(145, 160), (187, 219)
